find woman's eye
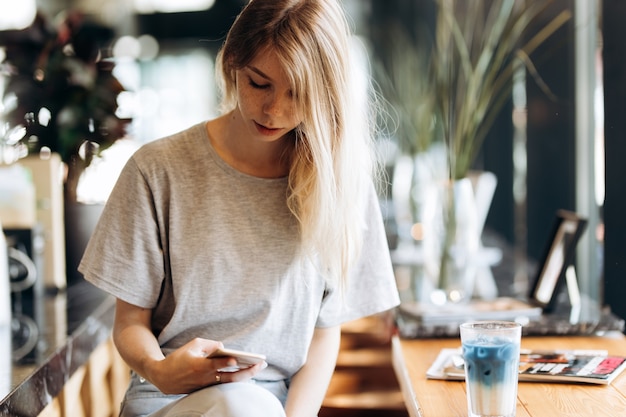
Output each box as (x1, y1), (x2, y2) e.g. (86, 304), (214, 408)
(249, 78), (269, 89)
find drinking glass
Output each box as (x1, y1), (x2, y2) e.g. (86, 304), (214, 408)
(460, 321), (522, 417)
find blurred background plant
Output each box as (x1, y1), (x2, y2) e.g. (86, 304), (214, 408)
(434, 0), (571, 180)
(374, 0), (572, 304)
(377, 0), (572, 181)
(375, 25), (441, 159)
(0, 10), (131, 202)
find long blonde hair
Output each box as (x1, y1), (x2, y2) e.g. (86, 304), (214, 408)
(216, 0), (379, 287)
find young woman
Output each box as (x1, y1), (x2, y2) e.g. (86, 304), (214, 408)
(79, 0), (400, 416)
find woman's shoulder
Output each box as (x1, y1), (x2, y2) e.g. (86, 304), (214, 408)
(137, 122), (209, 157)
(121, 121), (213, 183)
(129, 122), (212, 170)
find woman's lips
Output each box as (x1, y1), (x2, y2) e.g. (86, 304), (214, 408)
(255, 121), (281, 136)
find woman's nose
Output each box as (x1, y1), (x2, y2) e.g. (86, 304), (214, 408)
(263, 92), (288, 116)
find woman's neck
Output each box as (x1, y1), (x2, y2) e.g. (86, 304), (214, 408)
(206, 112), (293, 179)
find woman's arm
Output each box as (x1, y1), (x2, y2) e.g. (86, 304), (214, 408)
(113, 298), (167, 380)
(113, 298), (264, 394)
(284, 325), (341, 417)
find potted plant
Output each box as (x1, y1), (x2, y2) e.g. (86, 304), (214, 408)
(0, 10), (131, 285)
(431, 0), (571, 180)
(377, 0), (572, 304)
(0, 10), (131, 203)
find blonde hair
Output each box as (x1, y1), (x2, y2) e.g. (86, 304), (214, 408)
(216, 0), (379, 287)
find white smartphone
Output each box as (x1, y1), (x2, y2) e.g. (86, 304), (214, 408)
(208, 348), (267, 371)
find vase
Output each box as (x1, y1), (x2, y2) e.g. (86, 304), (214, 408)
(64, 202), (103, 286)
(421, 177), (480, 305)
(392, 145), (448, 246)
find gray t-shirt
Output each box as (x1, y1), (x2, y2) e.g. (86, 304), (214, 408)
(79, 122), (400, 380)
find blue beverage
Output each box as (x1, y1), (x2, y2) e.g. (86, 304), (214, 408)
(460, 322), (521, 417)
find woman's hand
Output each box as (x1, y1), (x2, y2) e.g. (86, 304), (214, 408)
(113, 299), (265, 395)
(146, 337), (266, 394)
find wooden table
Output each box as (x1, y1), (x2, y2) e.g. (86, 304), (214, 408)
(392, 333), (626, 416)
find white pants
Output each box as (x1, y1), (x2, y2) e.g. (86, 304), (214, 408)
(119, 373), (288, 417)
(147, 383), (286, 417)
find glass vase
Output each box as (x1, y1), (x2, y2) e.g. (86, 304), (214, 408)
(421, 177), (480, 305)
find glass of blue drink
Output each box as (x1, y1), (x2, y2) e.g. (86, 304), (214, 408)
(460, 321), (522, 417)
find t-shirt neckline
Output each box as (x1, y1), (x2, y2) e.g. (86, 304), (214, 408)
(199, 121), (289, 184)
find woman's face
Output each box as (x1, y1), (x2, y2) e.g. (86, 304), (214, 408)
(235, 49), (302, 142)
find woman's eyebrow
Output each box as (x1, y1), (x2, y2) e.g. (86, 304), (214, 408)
(248, 66), (272, 81)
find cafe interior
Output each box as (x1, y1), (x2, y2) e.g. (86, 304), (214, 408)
(1, 0), (626, 416)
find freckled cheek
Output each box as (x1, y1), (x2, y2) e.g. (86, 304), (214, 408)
(279, 107), (299, 130)
(287, 105), (303, 125)
(237, 89), (262, 116)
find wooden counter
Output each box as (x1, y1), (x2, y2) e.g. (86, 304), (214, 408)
(392, 333), (626, 417)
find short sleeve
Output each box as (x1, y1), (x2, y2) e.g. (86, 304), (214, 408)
(316, 183), (400, 327)
(78, 155), (166, 308)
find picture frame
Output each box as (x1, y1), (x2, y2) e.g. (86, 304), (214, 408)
(527, 210), (588, 312)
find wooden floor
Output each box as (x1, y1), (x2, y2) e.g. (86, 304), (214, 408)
(320, 316), (409, 417)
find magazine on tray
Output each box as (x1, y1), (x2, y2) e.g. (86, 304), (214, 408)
(427, 347), (626, 385)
